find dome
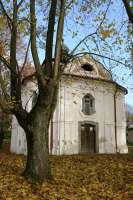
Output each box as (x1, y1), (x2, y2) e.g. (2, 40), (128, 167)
(64, 54), (112, 81)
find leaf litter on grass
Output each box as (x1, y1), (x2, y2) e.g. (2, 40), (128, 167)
(0, 153), (133, 200)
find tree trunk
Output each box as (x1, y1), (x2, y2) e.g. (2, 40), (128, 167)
(0, 117), (4, 149)
(0, 130), (4, 149)
(21, 84), (58, 181)
(22, 111), (51, 181)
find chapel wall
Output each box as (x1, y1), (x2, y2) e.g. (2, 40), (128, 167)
(52, 77), (118, 154)
(10, 80), (37, 155)
(116, 91), (128, 153)
(11, 76), (128, 155)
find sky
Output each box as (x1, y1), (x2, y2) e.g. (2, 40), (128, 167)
(126, 92), (133, 106)
(1, 1), (132, 107)
(63, 0), (133, 106)
(15, 0), (133, 106)
(38, 0), (133, 106)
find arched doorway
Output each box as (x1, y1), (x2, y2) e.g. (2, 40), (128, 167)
(79, 122), (98, 153)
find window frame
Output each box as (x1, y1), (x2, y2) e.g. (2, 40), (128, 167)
(82, 94), (95, 115)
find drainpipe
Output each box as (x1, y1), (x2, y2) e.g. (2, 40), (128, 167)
(114, 86), (118, 153)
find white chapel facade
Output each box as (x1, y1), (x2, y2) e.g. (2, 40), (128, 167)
(11, 54), (128, 155)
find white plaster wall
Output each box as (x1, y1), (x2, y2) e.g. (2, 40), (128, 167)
(51, 76), (127, 154)
(116, 92), (128, 153)
(11, 116), (27, 155)
(103, 91), (116, 153)
(10, 80), (37, 155)
(11, 76), (128, 155)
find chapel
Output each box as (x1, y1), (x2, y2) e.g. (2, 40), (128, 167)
(11, 54), (128, 154)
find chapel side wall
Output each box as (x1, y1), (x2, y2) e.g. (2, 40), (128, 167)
(53, 77), (117, 155)
(11, 115), (27, 155)
(102, 91), (116, 153)
(52, 80), (79, 155)
(87, 83), (116, 153)
(51, 82), (61, 155)
(11, 77), (127, 155)
(10, 81), (37, 155)
(116, 91), (128, 153)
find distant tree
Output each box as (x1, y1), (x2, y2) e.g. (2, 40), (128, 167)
(126, 104), (133, 124)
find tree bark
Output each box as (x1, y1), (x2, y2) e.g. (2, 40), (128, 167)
(0, 0), (65, 182)
(23, 115), (51, 181)
(0, 113), (5, 149)
(0, 128), (4, 149)
(23, 118), (51, 181)
(45, 0), (57, 77)
(122, 0), (133, 26)
(21, 83), (58, 181)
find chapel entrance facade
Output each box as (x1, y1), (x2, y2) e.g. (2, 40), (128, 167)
(79, 122), (98, 154)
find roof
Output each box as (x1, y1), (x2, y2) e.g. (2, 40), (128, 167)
(21, 54), (127, 94)
(63, 73), (128, 94)
(64, 54), (112, 81)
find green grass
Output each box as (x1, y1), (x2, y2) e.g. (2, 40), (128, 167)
(127, 141), (133, 146)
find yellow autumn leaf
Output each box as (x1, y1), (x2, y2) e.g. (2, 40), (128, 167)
(0, 145), (133, 200)
(100, 29), (111, 39)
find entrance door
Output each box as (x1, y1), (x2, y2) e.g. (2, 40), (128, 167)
(81, 124), (96, 153)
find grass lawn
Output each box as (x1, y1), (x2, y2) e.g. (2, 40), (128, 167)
(0, 145), (133, 200)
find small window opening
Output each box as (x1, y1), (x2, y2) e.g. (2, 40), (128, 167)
(82, 94), (95, 115)
(81, 63), (94, 71)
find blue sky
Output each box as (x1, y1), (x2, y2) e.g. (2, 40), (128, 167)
(37, 1), (133, 106)
(126, 92), (133, 106)
(2, 0), (133, 106)
(63, 0), (133, 106)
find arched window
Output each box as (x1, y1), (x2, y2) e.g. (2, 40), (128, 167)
(82, 94), (95, 115)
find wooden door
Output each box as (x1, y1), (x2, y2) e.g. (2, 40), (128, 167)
(81, 124), (96, 153)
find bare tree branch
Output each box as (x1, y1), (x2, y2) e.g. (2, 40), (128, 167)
(84, 38), (108, 71)
(17, 0), (24, 10)
(0, 55), (11, 70)
(30, 0), (46, 87)
(0, 61), (11, 112)
(9, 0), (26, 117)
(71, 52), (130, 68)
(10, 0), (19, 100)
(0, 74), (10, 101)
(122, 0), (133, 26)
(65, 0), (74, 10)
(44, 0), (57, 77)
(97, 0), (112, 31)
(70, 32), (97, 55)
(18, 17), (30, 24)
(70, 0), (112, 55)
(0, 54), (20, 77)
(53, 0), (66, 80)
(20, 38), (31, 74)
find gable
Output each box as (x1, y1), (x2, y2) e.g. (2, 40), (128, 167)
(64, 54), (112, 81)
